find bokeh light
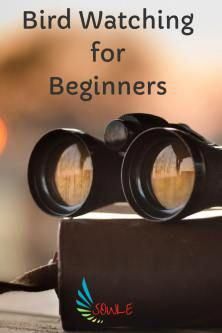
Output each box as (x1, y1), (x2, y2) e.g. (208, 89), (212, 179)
(0, 118), (8, 155)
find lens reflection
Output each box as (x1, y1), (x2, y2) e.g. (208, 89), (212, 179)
(54, 143), (93, 206)
(151, 143), (195, 209)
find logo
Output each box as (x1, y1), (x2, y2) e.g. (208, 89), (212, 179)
(76, 277), (133, 325)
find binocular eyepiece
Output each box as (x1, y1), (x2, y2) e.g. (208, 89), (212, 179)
(28, 114), (222, 222)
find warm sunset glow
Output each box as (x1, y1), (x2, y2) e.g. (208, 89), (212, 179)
(0, 118), (8, 155)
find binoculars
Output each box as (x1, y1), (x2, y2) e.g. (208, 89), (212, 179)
(28, 113), (222, 222)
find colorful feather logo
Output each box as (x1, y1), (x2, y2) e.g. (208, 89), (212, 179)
(76, 277), (103, 324)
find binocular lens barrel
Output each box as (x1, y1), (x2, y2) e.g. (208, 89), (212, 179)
(28, 129), (124, 217)
(121, 128), (203, 222)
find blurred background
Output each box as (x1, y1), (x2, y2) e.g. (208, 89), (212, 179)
(0, 0), (221, 280)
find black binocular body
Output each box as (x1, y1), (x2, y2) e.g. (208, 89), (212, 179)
(28, 113), (222, 222)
